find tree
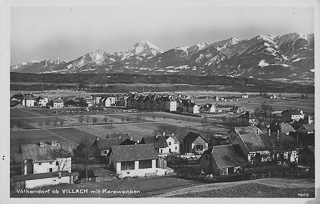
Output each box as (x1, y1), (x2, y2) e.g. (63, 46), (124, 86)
(126, 116), (131, 123)
(45, 118), (51, 129)
(54, 117), (59, 128)
(37, 121), (43, 129)
(16, 120), (23, 131)
(59, 119), (64, 128)
(103, 116), (109, 126)
(85, 116), (90, 126)
(121, 116), (125, 123)
(163, 115), (167, 122)
(136, 114), (142, 123)
(10, 121), (15, 131)
(109, 119), (114, 126)
(152, 115), (156, 121)
(73, 144), (94, 179)
(78, 115), (84, 126)
(201, 115), (208, 128)
(92, 117), (98, 126)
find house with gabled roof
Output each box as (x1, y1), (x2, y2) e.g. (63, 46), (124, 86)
(107, 144), (162, 178)
(165, 134), (180, 154)
(297, 123), (314, 134)
(199, 103), (216, 113)
(282, 108), (304, 122)
(21, 96), (36, 107)
(227, 126), (272, 163)
(182, 132), (208, 154)
(91, 137), (124, 157)
(141, 135), (168, 154)
(20, 141), (73, 175)
(279, 123), (296, 135)
(199, 144), (247, 175)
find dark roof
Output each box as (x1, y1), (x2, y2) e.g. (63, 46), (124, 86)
(211, 145), (247, 168)
(93, 138), (123, 150)
(12, 171), (79, 182)
(21, 142), (73, 161)
(298, 124), (314, 133)
(234, 127), (271, 151)
(280, 123), (296, 133)
(108, 144), (158, 162)
(183, 132), (208, 143)
(141, 136), (168, 148)
(282, 109), (303, 115)
(106, 133), (130, 140)
(79, 138), (95, 147)
(120, 139), (136, 145)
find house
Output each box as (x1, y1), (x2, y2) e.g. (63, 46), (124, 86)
(37, 97), (48, 107)
(20, 141), (73, 175)
(141, 135), (169, 154)
(107, 144), (162, 178)
(199, 104), (216, 113)
(279, 123), (296, 135)
(165, 100), (177, 112)
(298, 146), (314, 168)
(91, 168), (116, 182)
(237, 111), (258, 126)
(91, 137), (124, 157)
(11, 171), (79, 190)
(297, 123), (314, 134)
(282, 108), (304, 122)
(103, 97), (116, 107)
(272, 133), (299, 164)
(165, 134), (180, 154)
(22, 96), (36, 107)
(227, 126), (273, 163)
(230, 106), (241, 114)
(52, 98), (64, 109)
(241, 94), (249, 99)
(296, 123), (315, 147)
(199, 144), (247, 175)
(182, 132), (208, 154)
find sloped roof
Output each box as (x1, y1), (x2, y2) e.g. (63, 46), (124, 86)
(108, 144), (158, 162)
(94, 138), (123, 150)
(282, 109), (302, 115)
(183, 132), (208, 143)
(141, 136), (168, 148)
(106, 133), (130, 140)
(298, 124), (314, 133)
(21, 142), (73, 161)
(234, 127), (271, 151)
(211, 145), (247, 168)
(280, 123), (296, 133)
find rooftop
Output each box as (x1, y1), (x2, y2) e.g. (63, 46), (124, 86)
(210, 144), (247, 168)
(141, 136), (168, 148)
(108, 144), (158, 162)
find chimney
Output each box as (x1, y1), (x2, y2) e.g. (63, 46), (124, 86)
(130, 137), (133, 141)
(163, 132), (166, 136)
(172, 133), (174, 137)
(137, 140), (140, 143)
(97, 137), (100, 141)
(156, 135), (159, 139)
(118, 136), (122, 140)
(308, 116), (314, 124)
(276, 130), (279, 139)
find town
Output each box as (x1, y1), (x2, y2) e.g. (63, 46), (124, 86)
(9, 89), (315, 197)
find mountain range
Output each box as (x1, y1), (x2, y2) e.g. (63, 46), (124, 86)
(11, 33), (314, 85)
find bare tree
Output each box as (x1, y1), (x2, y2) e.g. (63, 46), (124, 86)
(45, 118), (51, 129)
(37, 121), (43, 129)
(73, 144), (94, 179)
(16, 120), (23, 131)
(121, 116), (125, 123)
(92, 117), (98, 126)
(109, 118), (114, 126)
(126, 116), (131, 123)
(59, 119), (64, 128)
(103, 116), (108, 126)
(85, 116), (90, 126)
(152, 115), (156, 121)
(54, 117), (59, 128)
(136, 114), (142, 123)
(78, 115), (84, 126)
(163, 115), (167, 122)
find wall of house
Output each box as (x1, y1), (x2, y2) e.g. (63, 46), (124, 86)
(25, 176), (71, 189)
(32, 158), (71, 174)
(166, 137), (179, 154)
(23, 159), (33, 175)
(192, 137), (208, 151)
(115, 159), (161, 177)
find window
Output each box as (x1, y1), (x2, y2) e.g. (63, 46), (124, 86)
(121, 161), (135, 170)
(195, 145), (203, 151)
(139, 160), (152, 169)
(169, 149), (172, 153)
(175, 146), (177, 150)
(56, 161), (59, 166)
(168, 142), (171, 145)
(48, 168), (53, 172)
(39, 162), (42, 165)
(49, 162), (53, 164)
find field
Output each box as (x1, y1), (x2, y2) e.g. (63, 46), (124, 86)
(10, 177), (315, 198)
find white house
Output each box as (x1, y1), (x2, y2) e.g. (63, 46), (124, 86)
(241, 94), (249, 99)
(103, 97), (116, 107)
(20, 141), (73, 175)
(52, 99), (64, 109)
(22, 97), (35, 107)
(165, 134), (180, 154)
(199, 104), (216, 113)
(37, 97), (48, 107)
(107, 144), (167, 178)
(165, 100), (177, 112)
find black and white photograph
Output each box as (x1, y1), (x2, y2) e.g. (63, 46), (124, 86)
(1, 0), (319, 202)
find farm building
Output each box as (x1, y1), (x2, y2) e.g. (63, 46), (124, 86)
(199, 103), (216, 113)
(199, 144), (247, 175)
(11, 171), (79, 190)
(226, 127), (273, 163)
(279, 123), (296, 135)
(52, 98), (64, 109)
(141, 135), (169, 154)
(36, 97), (49, 107)
(92, 137), (124, 157)
(237, 111), (258, 126)
(282, 108), (304, 122)
(165, 134), (180, 154)
(20, 141), (73, 175)
(21, 96), (36, 107)
(182, 132), (208, 155)
(107, 144), (164, 178)
(91, 168), (116, 182)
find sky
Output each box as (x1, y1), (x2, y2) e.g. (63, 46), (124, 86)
(10, 6), (314, 65)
